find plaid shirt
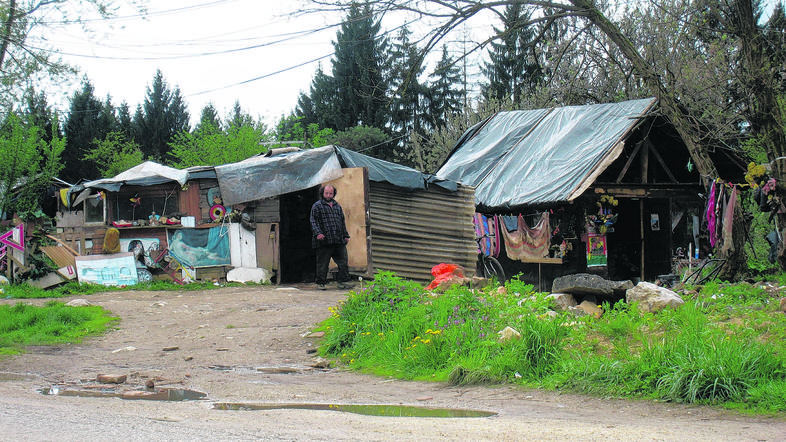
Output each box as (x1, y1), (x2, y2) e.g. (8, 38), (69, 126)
(310, 198), (349, 248)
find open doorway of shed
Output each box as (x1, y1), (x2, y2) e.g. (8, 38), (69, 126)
(279, 188), (318, 284)
(606, 198), (672, 281)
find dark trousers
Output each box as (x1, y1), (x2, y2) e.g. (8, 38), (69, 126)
(315, 243), (350, 285)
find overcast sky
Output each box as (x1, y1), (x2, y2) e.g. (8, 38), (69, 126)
(45, 0), (344, 127)
(41, 0), (495, 129)
(48, 0), (778, 130)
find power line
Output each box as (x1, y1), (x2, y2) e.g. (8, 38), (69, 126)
(189, 53), (334, 96)
(37, 0), (243, 26)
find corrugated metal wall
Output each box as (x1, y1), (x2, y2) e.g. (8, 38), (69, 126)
(369, 182), (477, 283)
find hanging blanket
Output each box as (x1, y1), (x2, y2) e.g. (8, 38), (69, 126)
(473, 213), (501, 258)
(706, 181), (718, 247)
(501, 212), (551, 261)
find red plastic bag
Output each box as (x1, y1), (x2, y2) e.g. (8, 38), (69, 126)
(426, 263), (465, 290)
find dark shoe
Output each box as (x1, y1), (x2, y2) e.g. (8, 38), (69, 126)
(337, 282), (355, 290)
(316, 284), (326, 291)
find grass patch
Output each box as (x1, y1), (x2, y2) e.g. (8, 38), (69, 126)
(0, 301), (118, 355)
(318, 272), (786, 414)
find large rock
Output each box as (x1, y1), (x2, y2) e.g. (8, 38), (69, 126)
(97, 374), (127, 384)
(577, 300), (603, 318)
(551, 273), (633, 301)
(626, 282), (684, 313)
(546, 293), (577, 311)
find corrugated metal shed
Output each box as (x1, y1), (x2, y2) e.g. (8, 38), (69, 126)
(369, 182), (477, 283)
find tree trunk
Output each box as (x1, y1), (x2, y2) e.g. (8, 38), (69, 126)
(0, 0), (17, 71)
(726, 0), (786, 272)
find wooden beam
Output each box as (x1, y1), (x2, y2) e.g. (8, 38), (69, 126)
(646, 140), (679, 183)
(640, 199), (645, 281)
(591, 184), (703, 199)
(616, 141), (643, 183)
(641, 141), (649, 184)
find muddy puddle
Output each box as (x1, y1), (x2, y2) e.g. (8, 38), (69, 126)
(213, 402), (497, 418)
(208, 364), (312, 374)
(40, 386), (207, 401)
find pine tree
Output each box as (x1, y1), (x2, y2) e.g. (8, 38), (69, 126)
(331, 2), (389, 130)
(388, 25), (427, 162)
(134, 70), (190, 161)
(21, 88), (59, 144)
(481, 3), (543, 105)
(63, 79), (113, 183)
(98, 95), (119, 134)
(296, 64), (339, 129)
(117, 102), (134, 140)
(226, 101), (259, 131)
(427, 45), (464, 131)
(196, 103), (222, 134)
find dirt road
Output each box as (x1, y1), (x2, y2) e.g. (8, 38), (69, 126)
(0, 285), (783, 441)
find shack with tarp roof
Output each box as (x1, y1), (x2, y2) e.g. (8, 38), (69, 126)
(53, 146), (476, 285)
(437, 98), (745, 287)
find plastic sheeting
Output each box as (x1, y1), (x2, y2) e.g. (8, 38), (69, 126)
(167, 227), (230, 268)
(215, 146), (344, 206)
(83, 161), (191, 192)
(437, 98), (657, 210)
(79, 145), (463, 207)
(334, 146), (457, 192)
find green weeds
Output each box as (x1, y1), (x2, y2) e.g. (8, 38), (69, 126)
(318, 271), (786, 414)
(0, 301), (118, 355)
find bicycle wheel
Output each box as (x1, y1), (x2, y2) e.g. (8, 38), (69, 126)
(482, 256), (506, 283)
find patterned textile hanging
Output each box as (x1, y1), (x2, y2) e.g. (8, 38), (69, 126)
(500, 212), (551, 261)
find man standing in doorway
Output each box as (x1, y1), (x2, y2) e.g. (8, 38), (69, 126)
(310, 184), (353, 290)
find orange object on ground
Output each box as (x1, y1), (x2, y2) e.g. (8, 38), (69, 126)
(426, 263), (465, 290)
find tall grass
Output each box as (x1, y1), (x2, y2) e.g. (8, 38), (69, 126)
(318, 271), (786, 413)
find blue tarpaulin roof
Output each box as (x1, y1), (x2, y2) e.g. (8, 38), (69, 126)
(437, 98), (657, 210)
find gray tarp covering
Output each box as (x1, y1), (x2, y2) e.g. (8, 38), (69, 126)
(334, 146), (457, 192)
(215, 146), (343, 206)
(437, 98), (657, 210)
(79, 145), (461, 206)
(83, 161), (191, 192)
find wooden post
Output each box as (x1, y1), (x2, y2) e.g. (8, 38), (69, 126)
(640, 199), (645, 282)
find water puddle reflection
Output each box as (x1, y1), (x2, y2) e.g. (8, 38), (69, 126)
(39, 386), (207, 401)
(213, 402), (496, 418)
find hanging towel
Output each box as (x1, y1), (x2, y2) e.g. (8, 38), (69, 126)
(721, 186), (737, 253)
(490, 215), (502, 258)
(501, 212), (551, 261)
(501, 215), (518, 232)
